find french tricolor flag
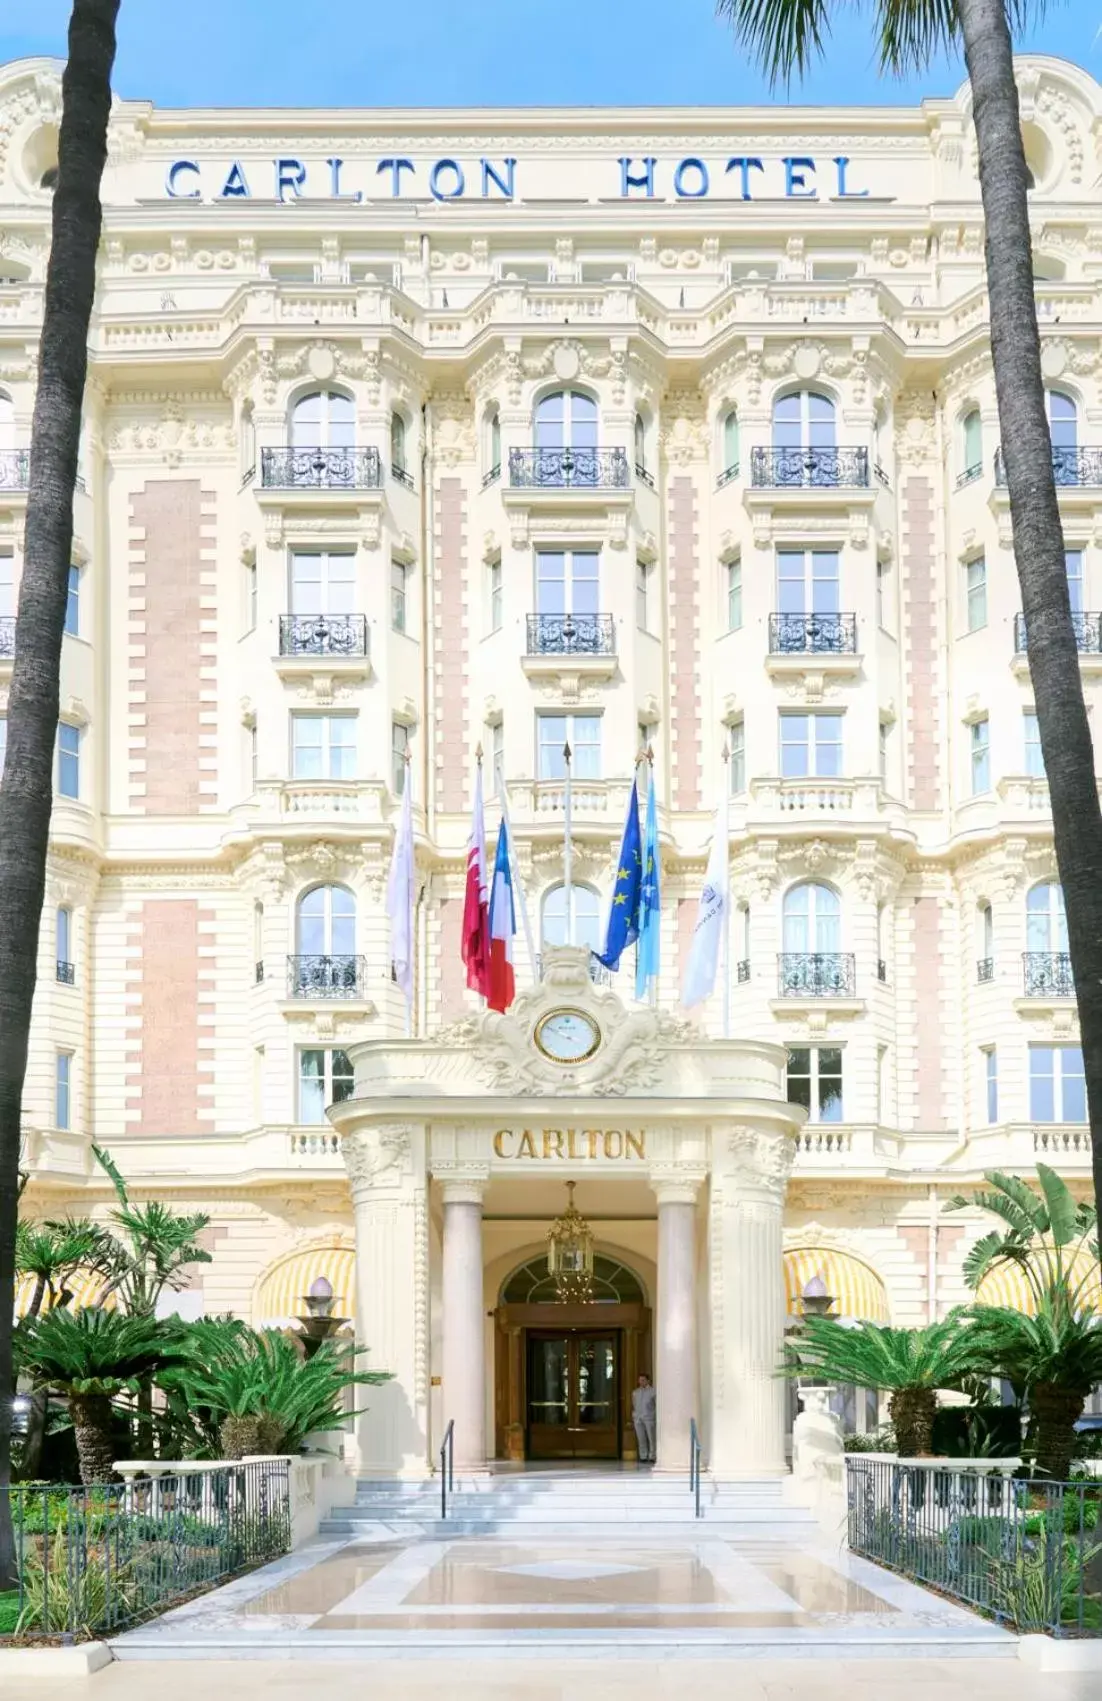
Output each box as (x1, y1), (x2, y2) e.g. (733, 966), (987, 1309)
(487, 818), (516, 1013)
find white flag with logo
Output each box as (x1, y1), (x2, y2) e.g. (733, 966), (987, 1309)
(388, 770), (415, 1009)
(682, 804), (728, 1009)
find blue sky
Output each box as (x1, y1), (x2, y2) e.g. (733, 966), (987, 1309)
(0, 0), (1095, 108)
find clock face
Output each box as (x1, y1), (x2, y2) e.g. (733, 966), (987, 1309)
(534, 1008), (601, 1065)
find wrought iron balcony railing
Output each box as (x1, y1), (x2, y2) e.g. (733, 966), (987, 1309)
(508, 446), (629, 489)
(717, 462), (740, 489)
(877, 959), (887, 983)
(635, 462), (655, 489)
(391, 462), (414, 490)
(977, 957), (994, 984)
(481, 463), (501, 489)
(751, 446), (869, 489)
(1023, 951), (1074, 997)
(255, 960), (265, 985)
(286, 954), (366, 999)
(526, 613), (615, 656)
(260, 446), (382, 489)
(956, 463), (983, 489)
(736, 959), (751, 984)
(0, 616), (14, 657)
(996, 446), (1102, 488)
(0, 450), (29, 491)
(1014, 611), (1102, 654)
(278, 614), (368, 658)
(777, 952), (857, 998)
(56, 960), (75, 986)
(768, 612), (857, 654)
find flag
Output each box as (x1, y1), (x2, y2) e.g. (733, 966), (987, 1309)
(487, 818), (516, 1012)
(635, 770), (661, 1000)
(595, 780), (642, 970)
(387, 768), (415, 1010)
(682, 801), (728, 1008)
(462, 762), (490, 997)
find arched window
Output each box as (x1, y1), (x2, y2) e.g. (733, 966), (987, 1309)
(502, 1253), (644, 1305)
(541, 882), (602, 955)
(535, 389), (597, 451)
(772, 390), (836, 450)
(487, 408), (501, 478)
(390, 410), (407, 475)
(782, 882), (841, 955)
(961, 409), (982, 482)
(977, 902), (994, 980)
(634, 411), (646, 473)
(253, 901), (264, 982)
(1026, 881), (1067, 954)
(290, 389), (354, 449)
(735, 903), (751, 979)
(721, 409), (739, 482)
(1047, 390), (1078, 485)
(240, 402), (256, 480)
(0, 389), (13, 453)
(293, 885), (357, 995)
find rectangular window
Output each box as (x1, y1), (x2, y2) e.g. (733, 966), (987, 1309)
(245, 562), (257, 632)
(0, 551), (13, 619)
(290, 550), (356, 615)
(537, 713), (601, 781)
(489, 720), (504, 794)
(1066, 548), (1084, 615)
(965, 557), (987, 632)
(776, 549), (840, 615)
(535, 549), (599, 617)
(879, 721), (889, 786)
(297, 1047), (355, 1125)
(984, 1047), (998, 1125)
(391, 721), (410, 794)
(291, 713), (356, 782)
(55, 1052), (72, 1131)
(57, 723), (80, 799)
(727, 559), (742, 632)
(489, 560), (502, 634)
(64, 564), (80, 637)
(1030, 1044), (1086, 1122)
(729, 720), (746, 794)
(1024, 711), (1043, 777)
(391, 558), (408, 634)
(970, 716), (990, 795)
(876, 560), (891, 632)
(779, 712), (843, 779)
(636, 558), (650, 631)
(56, 906), (73, 982)
(786, 1046), (843, 1124)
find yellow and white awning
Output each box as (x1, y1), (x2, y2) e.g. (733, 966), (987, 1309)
(254, 1244), (356, 1326)
(784, 1247), (890, 1323)
(976, 1254), (1101, 1316)
(14, 1269), (114, 1319)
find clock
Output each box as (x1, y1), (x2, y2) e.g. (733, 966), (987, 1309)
(533, 1008), (601, 1065)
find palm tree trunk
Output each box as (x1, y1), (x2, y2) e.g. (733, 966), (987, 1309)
(1029, 1383), (1084, 1482)
(888, 1387), (937, 1456)
(956, 0), (1102, 1234)
(68, 1392), (119, 1486)
(0, 0), (119, 1592)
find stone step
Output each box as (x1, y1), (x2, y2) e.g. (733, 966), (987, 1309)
(319, 1515), (819, 1537)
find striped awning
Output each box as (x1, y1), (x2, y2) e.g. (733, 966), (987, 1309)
(255, 1244), (356, 1326)
(977, 1254), (1101, 1316)
(14, 1269), (114, 1319)
(784, 1247), (890, 1323)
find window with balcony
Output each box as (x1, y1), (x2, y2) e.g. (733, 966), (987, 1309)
(391, 411), (412, 486)
(1030, 1044), (1085, 1122)
(960, 408), (983, 486)
(268, 387), (375, 489)
(291, 713), (356, 782)
(780, 881), (853, 996)
(56, 905), (74, 985)
(254, 901), (264, 984)
(983, 1047), (998, 1125)
(541, 882), (602, 954)
(719, 408), (739, 486)
(391, 557), (408, 634)
(634, 411), (652, 485)
(537, 713), (600, 780)
(530, 550), (610, 655)
(0, 550), (13, 657)
(291, 884), (361, 999)
(977, 901), (994, 982)
(486, 409), (502, 484)
(0, 389), (23, 491)
(514, 388), (625, 488)
(488, 559), (503, 634)
(391, 721), (410, 794)
(1001, 390), (1090, 489)
(728, 719), (746, 794)
(965, 556), (987, 632)
(64, 564), (81, 638)
(1066, 547), (1084, 613)
(1025, 880), (1071, 996)
(55, 1051), (72, 1131)
(779, 712), (842, 779)
(773, 549), (853, 653)
(57, 723), (80, 800)
(1015, 550), (1099, 653)
(756, 390), (864, 487)
(298, 1046), (355, 1124)
(1024, 711), (1043, 777)
(284, 550), (364, 657)
(736, 903), (751, 982)
(970, 717), (990, 795)
(786, 1045), (843, 1123)
(727, 558), (742, 632)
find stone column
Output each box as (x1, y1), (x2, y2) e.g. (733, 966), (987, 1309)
(652, 1174), (701, 1472)
(343, 1124), (429, 1478)
(711, 1125), (794, 1476)
(441, 1177), (487, 1470)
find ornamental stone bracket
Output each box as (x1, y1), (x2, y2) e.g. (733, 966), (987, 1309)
(341, 1124), (415, 1195)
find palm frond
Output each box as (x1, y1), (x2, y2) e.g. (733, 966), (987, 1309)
(715, 0), (839, 86)
(92, 1143), (128, 1205)
(878, 0), (958, 74)
(784, 1312), (980, 1391)
(1035, 1164), (1079, 1247)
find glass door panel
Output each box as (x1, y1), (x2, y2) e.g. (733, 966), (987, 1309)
(525, 1331), (620, 1459)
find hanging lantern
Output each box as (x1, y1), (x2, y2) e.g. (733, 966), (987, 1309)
(547, 1181), (595, 1302)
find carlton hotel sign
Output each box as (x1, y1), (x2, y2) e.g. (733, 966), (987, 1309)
(162, 153), (885, 204)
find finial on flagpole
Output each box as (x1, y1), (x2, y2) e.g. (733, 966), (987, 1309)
(645, 743), (654, 766)
(475, 741), (483, 765)
(563, 740), (572, 763)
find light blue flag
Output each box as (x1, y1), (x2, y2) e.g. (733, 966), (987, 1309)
(635, 770), (661, 1000)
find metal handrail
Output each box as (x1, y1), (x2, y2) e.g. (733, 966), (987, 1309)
(440, 1418), (455, 1520)
(689, 1417), (702, 1519)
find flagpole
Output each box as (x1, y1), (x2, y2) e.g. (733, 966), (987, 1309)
(563, 739), (574, 948)
(721, 745), (731, 1041)
(404, 750), (413, 1039)
(647, 746), (657, 1009)
(498, 777), (539, 985)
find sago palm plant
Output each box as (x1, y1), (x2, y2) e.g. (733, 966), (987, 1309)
(784, 1313), (981, 1455)
(15, 1216), (112, 1320)
(967, 1294), (1102, 1480)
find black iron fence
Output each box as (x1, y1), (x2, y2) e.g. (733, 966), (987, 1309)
(996, 446), (1102, 489)
(846, 1458), (1102, 1637)
(508, 446), (629, 489)
(1015, 611), (1102, 655)
(286, 954), (366, 999)
(777, 952), (856, 998)
(769, 612), (857, 654)
(1023, 951), (1075, 998)
(526, 613), (615, 656)
(278, 614), (368, 658)
(0, 1464), (291, 1641)
(260, 446), (382, 489)
(750, 446), (870, 488)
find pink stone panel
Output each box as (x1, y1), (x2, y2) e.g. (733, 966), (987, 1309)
(902, 477), (939, 812)
(668, 477), (702, 811)
(913, 896), (946, 1129)
(435, 478), (468, 814)
(126, 900), (214, 1135)
(437, 897), (468, 1024)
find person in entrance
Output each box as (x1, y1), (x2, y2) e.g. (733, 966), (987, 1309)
(632, 1373), (656, 1464)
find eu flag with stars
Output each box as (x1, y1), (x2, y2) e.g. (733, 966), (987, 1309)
(595, 780), (642, 971)
(635, 769), (662, 1000)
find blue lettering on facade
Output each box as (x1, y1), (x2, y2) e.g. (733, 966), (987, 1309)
(166, 160), (201, 199)
(327, 157), (363, 203)
(481, 158), (516, 199)
(834, 156), (869, 198)
(219, 161), (251, 199)
(275, 158), (307, 202)
(783, 157), (817, 198)
(619, 156), (657, 197)
(429, 158), (465, 200)
(673, 157), (709, 198)
(725, 157), (765, 200)
(377, 158), (416, 197)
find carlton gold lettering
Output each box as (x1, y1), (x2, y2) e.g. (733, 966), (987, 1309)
(490, 1129), (647, 1159)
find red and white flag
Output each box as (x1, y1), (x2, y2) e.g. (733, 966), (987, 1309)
(461, 762), (490, 998)
(487, 818), (516, 1013)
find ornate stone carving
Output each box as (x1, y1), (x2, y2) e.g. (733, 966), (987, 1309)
(728, 1126), (796, 1200)
(343, 1125), (412, 1192)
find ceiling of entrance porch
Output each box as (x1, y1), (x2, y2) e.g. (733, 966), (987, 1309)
(450, 1174), (660, 1220)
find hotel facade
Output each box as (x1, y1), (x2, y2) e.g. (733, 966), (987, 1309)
(4, 51), (1101, 1475)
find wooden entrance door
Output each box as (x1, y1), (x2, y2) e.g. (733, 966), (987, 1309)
(526, 1329), (620, 1459)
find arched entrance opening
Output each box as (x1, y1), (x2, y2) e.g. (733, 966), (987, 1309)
(494, 1251), (652, 1462)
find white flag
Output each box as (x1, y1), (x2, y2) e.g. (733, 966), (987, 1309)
(682, 802), (728, 1009)
(388, 769), (415, 1010)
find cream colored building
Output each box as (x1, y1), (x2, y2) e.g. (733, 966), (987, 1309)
(5, 51), (1102, 1473)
